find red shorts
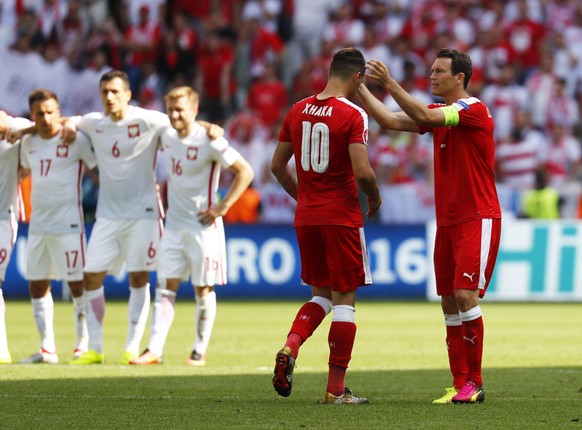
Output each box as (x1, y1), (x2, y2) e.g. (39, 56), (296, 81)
(434, 218), (501, 298)
(295, 225), (371, 293)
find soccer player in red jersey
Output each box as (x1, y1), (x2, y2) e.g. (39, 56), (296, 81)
(271, 47), (381, 404)
(358, 48), (502, 404)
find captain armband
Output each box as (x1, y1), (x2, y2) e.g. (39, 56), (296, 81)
(440, 105), (460, 127)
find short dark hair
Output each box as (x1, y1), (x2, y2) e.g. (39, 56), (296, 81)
(100, 69), (130, 89)
(436, 48), (472, 89)
(329, 47), (366, 79)
(29, 88), (58, 109)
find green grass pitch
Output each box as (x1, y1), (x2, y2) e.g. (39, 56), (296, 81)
(0, 299), (580, 429)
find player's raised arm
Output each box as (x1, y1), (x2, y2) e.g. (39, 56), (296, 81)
(363, 59), (446, 128)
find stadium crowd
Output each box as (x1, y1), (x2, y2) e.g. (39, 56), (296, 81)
(1, 0), (582, 223)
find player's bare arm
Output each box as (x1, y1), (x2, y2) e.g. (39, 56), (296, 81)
(365, 59), (446, 127)
(197, 156), (255, 226)
(271, 141), (298, 201)
(357, 84), (418, 132)
(349, 143), (381, 218)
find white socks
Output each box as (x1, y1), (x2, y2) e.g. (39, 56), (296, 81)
(32, 293), (55, 353)
(125, 284), (151, 355)
(147, 288), (176, 356)
(192, 291), (216, 355)
(0, 289), (8, 354)
(72, 295), (89, 352)
(85, 287), (105, 353)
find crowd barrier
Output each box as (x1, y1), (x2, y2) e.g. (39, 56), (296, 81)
(4, 221), (582, 301)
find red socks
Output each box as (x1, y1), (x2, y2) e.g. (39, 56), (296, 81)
(445, 324), (468, 390)
(285, 301), (327, 358)
(462, 316), (484, 386)
(326, 321), (356, 396)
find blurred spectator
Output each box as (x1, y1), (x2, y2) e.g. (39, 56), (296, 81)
(357, 26), (392, 71)
(225, 109), (273, 185)
(521, 169), (562, 219)
(562, 6), (582, 97)
(283, 0), (339, 86)
(481, 63), (528, 142)
(399, 1), (441, 61)
(436, 1), (476, 51)
(124, 0), (165, 27)
(122, 4), (162, 93)
(37, 0), (68, 41)
(196, 29), (237, 125)
(544, 0), (577, 35)
(546, 77), (580, 131)
(504, 0), (545, 82)
(525, 51), (559, 130)
(246, 61), (288, 136)
(364, 0), (407, 44)
(222, 184), (261, 224)
(467, 26), (510, 84)
(85, 16), (123, 69)
(544, 121), (582, 189)
(56, 0), (86, 68)
(10, 8), (45, 53)
(322, 2), (365, 49)
(495, 110), (546, 190)
(258, 173), (296, 224)
(242, 0), (282, 34)
(78, 0), (108, 31)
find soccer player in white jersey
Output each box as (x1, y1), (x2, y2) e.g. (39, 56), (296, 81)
(0, 114), (33, 364)
(130, 86), (254, 366)
(19, 89), (97, 364)
(67, 70), (171, 365)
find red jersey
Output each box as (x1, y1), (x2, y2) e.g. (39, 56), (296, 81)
(419, 97), (501, 226)
(278, 95), (368, 228)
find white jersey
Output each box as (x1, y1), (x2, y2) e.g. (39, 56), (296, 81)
(20, 131), (97, 234)
(0, 117), (33, 221)
(74, 106), (170, 220)
(161, 123), (241, 231)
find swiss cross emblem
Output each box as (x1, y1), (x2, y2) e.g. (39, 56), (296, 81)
(186, 147), (198, 160)
(56, 144), (69, 157)
(128, 124), (140, 138)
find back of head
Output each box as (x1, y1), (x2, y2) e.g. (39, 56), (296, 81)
(329, 47), (366, 80)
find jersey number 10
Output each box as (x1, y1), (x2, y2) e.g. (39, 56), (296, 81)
(301, 121), (329, 173)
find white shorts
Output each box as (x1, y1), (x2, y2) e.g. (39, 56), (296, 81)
(85, 218), (162, 275)
(158, 221), (227, 287)
(0, 217), (18, 281)
(26, 233), (86, 281)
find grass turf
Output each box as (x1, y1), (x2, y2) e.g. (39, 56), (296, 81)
(0, 300), (580, 429)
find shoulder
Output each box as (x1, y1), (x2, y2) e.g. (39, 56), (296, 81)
(83, 112), (105, 121)
(132, 106), (168, 122)
(452, 97), (485, 111)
